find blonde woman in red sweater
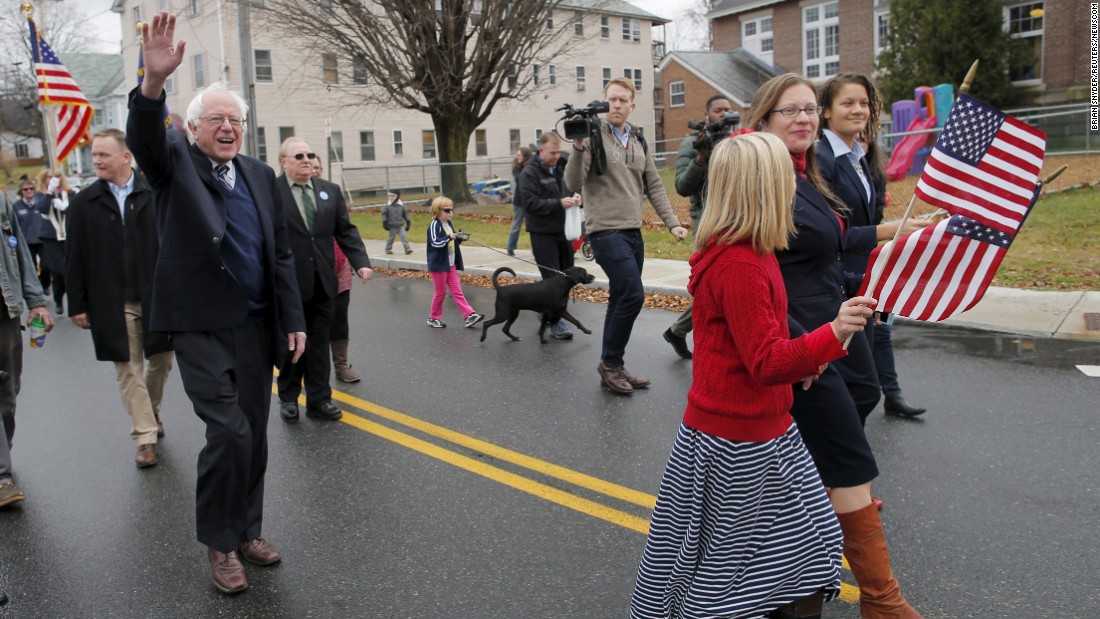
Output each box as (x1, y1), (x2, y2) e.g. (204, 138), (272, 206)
(630, 132), (876, 619)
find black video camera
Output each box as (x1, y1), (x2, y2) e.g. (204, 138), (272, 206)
(556, 100), (610, 141)
(687, 111), (741, 152)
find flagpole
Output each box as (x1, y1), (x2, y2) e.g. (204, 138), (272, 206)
(22, 2), (58, 168)
(841, 59), (983, 349)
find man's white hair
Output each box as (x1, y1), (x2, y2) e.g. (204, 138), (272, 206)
(185, 82), (249, 141)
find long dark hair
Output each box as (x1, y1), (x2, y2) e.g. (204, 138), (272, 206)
(818, 73), (883, 144)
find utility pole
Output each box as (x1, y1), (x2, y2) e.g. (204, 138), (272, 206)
(237, 0), (258, 157)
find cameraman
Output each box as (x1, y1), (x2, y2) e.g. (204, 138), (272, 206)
(663, 95), (733, 360)
(564, 77), (687, 395)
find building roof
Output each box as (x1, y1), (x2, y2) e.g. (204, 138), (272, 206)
(657, 49), (781, 107)
(564, 0), (670, 25)
(57, 53), (125, 100)
(707, 0), (784, 20)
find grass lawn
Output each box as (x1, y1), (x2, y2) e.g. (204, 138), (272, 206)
(353, 184), (1100, 291)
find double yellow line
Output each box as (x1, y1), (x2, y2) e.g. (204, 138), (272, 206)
(291, 386), (859, 603)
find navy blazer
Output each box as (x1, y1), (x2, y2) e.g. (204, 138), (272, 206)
(276, 175), (370, 301)
(776, 175), (851, 338)
(816, 137), (879, 278)
(125, 88), (305, 338)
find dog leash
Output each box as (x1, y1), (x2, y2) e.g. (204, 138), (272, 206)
(460, 236), (571, 279)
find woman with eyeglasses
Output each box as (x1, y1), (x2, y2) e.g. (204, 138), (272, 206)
(746, 73), (924, 619)
(13, 178), (50, 291)
(817, 74), (930, 421)
(425, 197), (483, 329)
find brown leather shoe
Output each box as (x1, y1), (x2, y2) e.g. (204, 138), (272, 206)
(237, 537), (282, 566)
(155, 414), (165, 438)
(597, 361), (634, 395)
(135, 443), (158, 468)
(208, 548), (248, 594)
(621, 367), (651, 389)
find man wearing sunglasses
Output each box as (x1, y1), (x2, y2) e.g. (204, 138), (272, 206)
(275, 138), (372, 424)
(127, 12), (306, 595)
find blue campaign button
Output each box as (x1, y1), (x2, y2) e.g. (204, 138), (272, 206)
(7, 236), (17, 248)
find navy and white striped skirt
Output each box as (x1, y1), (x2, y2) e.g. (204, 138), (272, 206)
(630, 422), (842, 619)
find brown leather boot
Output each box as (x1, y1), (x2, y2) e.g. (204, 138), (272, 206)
(331, 339), (360, 383)
(837, 504), (924, 619)
(597, 361), (634, 394)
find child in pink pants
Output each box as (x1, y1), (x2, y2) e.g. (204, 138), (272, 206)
(425, 197), (483, 329)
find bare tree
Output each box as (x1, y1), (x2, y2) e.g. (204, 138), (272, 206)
(251, 0), (590, 201)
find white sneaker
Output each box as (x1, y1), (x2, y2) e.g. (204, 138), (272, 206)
(427, 318), (446, 328)
(464, 313), (484, 328)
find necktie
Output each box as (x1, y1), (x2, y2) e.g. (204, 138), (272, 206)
(298, 184), (316, 231)
(215, 164), (232, 190)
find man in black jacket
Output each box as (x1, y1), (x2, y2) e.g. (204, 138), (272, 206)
(518, 132), (581, 340)
(66, 129), (174, 469)
(275, 137), (372, 422)
(128, 12), (306, 595)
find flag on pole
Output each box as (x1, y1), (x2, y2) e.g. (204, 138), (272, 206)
(913, 93), (1046, 235)
(137, 35), (173, 130)
(857, 94), (1047, 322)
(27, 16), (92, 164)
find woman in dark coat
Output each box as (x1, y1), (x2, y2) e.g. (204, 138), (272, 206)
(746, 73), (924, 619)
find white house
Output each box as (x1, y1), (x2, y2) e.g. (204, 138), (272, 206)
(110, 0), (668, 196)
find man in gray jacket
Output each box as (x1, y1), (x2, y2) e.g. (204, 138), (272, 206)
(565, 77), (687, 395)
(0, 187), (55, 508)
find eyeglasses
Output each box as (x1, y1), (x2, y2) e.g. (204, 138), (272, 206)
(20, 187), (35, 191)
(441, 208), (453, 213)
(293, 152), (317, 161)
(769, 105), (823, 118)
(202, 114), (246, 128)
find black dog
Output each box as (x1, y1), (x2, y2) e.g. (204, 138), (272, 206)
(480, 266), (595, 343)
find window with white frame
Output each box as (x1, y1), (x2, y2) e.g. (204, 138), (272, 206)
(575, 65), (586, 91)
(279, 126), (294, 145)
(165, 74), (175, 94)
(621, 17), (641, 42)
(188, 0), (200, 17)
(330, 131), (344, 161)
(256, 127), (267, 162)
(509, 129), (521, 153)
(193, 53), (206, 88)
(393, 130), (403, 156)
(322, 53), (338, 84)
(254, 50), (273, 82)
(600, 15), (610, 39)
(533, 64), (540, 86)
(803, 2), (839, 79)
(353, 55), (368, 85)
(669, 80), (685, 107)
(474, 129), (487, 157)
(546, 15), (553, 30)
(574, 11), (584, 36)
(422, 130), (436, 159)
(156, 0), (168, 11)
(507, 63), (518, 90)
(15, 143), (29, 158)
(93, 107), (104, 127)
(873, 8), (890, 59)
(535, 128), (543, 141)
(1006, 2), (1043, 81)
(742, 15), (774, 64)
(360, 131), (375, 161)
(132, 6), (141, 29)
(623, 67), (643, 92)
(548, 64), (557, 86)
(602, 66), (612, 89)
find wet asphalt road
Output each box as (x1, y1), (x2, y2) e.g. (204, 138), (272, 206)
(1, 273), (1098, 618)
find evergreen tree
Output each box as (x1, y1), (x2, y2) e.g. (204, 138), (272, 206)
(876, 0), (1032, 109)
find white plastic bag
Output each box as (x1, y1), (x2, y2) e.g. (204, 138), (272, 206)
(564, 205), (583, 241)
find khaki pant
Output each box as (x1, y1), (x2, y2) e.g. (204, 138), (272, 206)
(113, 302), (173, 446)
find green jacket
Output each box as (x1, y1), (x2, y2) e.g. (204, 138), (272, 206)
(674, 132), (708, 227)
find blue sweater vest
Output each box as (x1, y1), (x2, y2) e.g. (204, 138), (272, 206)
(214, 177), (267, 315)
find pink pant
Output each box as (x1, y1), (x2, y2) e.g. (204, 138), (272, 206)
(430, 266), (475, 320)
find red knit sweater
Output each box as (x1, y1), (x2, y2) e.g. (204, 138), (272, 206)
(683, 242), (849, 442)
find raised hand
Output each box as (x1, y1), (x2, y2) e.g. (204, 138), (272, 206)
(139, 12), (187, 97)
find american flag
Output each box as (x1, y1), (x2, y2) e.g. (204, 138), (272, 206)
(28, 17), (92, 164)
(857, 205), (1037, 321)
(914, 93), (1046, 235)
(857, 93), (1047, 322)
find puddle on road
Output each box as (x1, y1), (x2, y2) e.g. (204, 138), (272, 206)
(892, 323), (1100, 370)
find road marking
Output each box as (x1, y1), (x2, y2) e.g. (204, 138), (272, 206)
(330, 390), (657, 509)
(1076, 365), (1100, 377)
(290, 386), (860, 604)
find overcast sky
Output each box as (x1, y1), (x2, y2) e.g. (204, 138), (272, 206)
(69, 0), (707, 54)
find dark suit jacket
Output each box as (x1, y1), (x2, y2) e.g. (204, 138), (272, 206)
(276, 175), (370, 302)
(816, 137), (879, 277)
(125, 88), (305, 343)
(65, 173), (171, 362)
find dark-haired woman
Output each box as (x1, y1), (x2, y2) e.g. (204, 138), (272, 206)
(746, 73), (923, 619)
